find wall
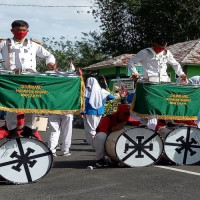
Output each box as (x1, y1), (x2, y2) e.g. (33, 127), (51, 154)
(98, 66), (127, 90)
(167, 65), (200, 82)
(99, 67), (116, 75)
(186, 65), (200, 77)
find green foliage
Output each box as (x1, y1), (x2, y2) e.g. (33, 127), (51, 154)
(93, 0), (200, 56)
(104, 90), (121, 115)
(74, 32), (107, 68)
(36, 32), (107, 73)
(137, 0), (200, 46)
(93, 0), (140, 56)
(104, 100), (118, 115)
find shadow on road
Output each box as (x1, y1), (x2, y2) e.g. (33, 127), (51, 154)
(52, 160), (96, 169)
(52, 160), (128, 169)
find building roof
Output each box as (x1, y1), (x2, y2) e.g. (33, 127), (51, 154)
(167, 39), (200, 65)
(83, 54), (134, 70)
(83, 39), (200, 71)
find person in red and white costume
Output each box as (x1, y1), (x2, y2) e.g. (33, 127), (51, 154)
(92, 104), (140, 167)
(0, 20), (57, 139)
(127, 36), (187, 130)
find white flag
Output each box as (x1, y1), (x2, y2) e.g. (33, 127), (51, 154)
(70, 60), (76, 71)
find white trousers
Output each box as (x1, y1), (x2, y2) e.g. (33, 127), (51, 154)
(92, 132), (107, 160)
(48, 114), (73, 154)
(5, 112), (36, 130)
(83, 115), (102, 144)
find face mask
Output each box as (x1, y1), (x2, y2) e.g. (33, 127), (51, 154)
(13, 30), (28, 40)
(153, 46), (165, 54)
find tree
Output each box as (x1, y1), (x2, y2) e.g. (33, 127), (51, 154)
(93, 0), (140, 56)
(93, 0), (200, 56)
(36, 32), (107, 73)
(73, 32), (107, 68)
(137, 0), (200, 46)
(36, 37), (77, 72)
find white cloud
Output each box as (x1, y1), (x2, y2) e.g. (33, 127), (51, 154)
(0, 0), (101, 42)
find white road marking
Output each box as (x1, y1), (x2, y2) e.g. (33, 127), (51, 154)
(154, 165), (200, 176)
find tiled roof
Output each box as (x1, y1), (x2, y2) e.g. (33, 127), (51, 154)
(83, 39), (200, 71)
(167, 39), (200, 65)
(83, 54), (134, 70)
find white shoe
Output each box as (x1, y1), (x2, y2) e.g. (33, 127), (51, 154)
(62, 152), (71, 157)
(52, 153), (57, 157)
(55, 144), (61, 150)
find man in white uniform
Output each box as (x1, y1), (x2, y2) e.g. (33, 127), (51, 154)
(127, 36), (187, 130)
(0, 20), (57, 138)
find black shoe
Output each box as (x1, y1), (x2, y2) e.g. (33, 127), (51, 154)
(167, 121), (177, 127)
(21, 126), (37, 139)
(139, 124), (147, 128)
(96, 159), (109, 167)
(6, 128), (19, 139)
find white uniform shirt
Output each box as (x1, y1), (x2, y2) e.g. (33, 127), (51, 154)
(0, 38), (55, 72)
(127, 48), (184, 82)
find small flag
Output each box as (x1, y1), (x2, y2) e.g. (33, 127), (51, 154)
(102, 75), (110, 92)
(70, 60), (76, 71)
(78, 67), (83, 76)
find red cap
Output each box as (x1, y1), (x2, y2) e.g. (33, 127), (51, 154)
(117, 104), (130, 112)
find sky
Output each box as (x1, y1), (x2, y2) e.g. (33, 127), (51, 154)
(0, 0), (101, 42)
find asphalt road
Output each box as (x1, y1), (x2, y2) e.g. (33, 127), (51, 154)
(0, 128), (200, 200)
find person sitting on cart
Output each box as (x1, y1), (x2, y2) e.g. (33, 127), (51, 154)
(92, 104), (141, 167)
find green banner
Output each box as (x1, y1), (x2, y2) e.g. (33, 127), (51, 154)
(0, 74), (85, 114)
(132, 82), (200, 120)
